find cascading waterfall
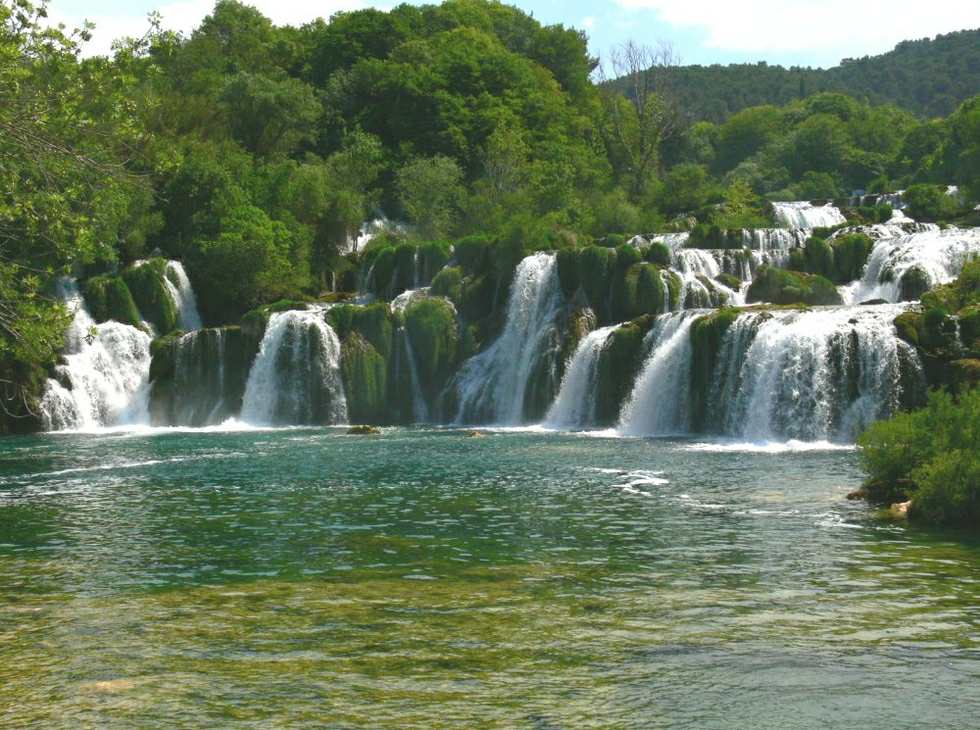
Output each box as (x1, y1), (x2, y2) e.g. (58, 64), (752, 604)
(617, 312), (702, 436)
(772, 202), (847, 229)
(240, 307), (347, 426)
(841, 227), (980, 304)
(673, 249), (741, 306)
(401, 328), (430, 424)
(39, 280), (152, 430)
(709, 305), (923, 441)
(164, 261), (203, 331)
(454, 253), (564, 424)
(544, 325), (620, 428)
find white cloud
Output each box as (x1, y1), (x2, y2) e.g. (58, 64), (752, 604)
(52, 1), (372, 57)
(616, 0), (980, 60)
(582, 16), (595, 30)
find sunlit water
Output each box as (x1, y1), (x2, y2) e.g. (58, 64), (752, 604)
(1, 428), (978, 728)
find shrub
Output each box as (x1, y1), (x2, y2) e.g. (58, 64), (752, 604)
(858, 388), (980, 527)
(904, 184), (958, 222)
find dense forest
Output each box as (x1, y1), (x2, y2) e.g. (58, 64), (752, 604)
(627, 29), (980, 123)
(2, 0), (980, 433)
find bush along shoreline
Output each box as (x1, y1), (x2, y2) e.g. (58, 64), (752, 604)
(855, 259), (980, 529)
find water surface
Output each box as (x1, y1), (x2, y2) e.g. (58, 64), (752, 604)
(1, 428), (978, 728)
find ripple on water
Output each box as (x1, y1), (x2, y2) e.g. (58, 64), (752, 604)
(0, 428), (978, 728)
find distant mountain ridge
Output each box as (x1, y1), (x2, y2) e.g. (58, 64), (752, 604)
(628, 29), (980, 122)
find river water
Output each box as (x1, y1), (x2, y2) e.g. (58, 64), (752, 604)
(1, 427), (978, 728)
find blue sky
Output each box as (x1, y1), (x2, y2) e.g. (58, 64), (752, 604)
(51, 0), (980, 69)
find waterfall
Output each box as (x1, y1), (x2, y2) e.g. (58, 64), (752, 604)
(391, 288), (429, 314)
(164, 261), (203, 331)
(673, 249), (741, 306)
(772, 202), (847, 229)
(714, 305), (922, 441)
(401, 329), (430, 424)
(841, 227), (980, 304)
(39, 280), (152, 430)
(649, 232), (691, 250)
(454, 253), (564, 424)
(618, 312), (701, 436)
(544, 325), (620, 429)
(240, 308), (347, 426)
(167, 329), (229, 426)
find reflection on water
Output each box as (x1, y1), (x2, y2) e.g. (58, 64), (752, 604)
(1, 428), (978, 728)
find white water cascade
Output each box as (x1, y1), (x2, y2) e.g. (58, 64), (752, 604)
(165, 261), (203, 331)
(618, 312), (701, 436)
(454, 253), (564, 424)
(39, 280), (152, 430)
(673, 249), (742, 306)
(840, 227), (980, 304)
(544, 325), (620, 429)
(772, 202), (847, 230)
(709, 305), (922, 441)
(240, 308), (347, 426)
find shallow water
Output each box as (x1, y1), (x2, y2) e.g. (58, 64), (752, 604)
(1, 428), (978, 728)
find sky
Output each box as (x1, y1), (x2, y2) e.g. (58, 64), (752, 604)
(49, 0), (980, 69)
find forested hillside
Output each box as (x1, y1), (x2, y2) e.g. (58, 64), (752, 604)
(634, 29), (980, 123)
(2, 0), (980, 431)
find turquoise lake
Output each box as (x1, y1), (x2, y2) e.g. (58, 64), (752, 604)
(1, 427), (978, 728)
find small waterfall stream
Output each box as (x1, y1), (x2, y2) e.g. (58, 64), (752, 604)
(454, 253), (564, 424)
(544, 325), (620, 429)
(165, 261), (203, 331)
(241, 308), (347, 426)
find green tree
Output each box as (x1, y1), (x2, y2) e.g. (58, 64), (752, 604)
(396, 155), (464, 238)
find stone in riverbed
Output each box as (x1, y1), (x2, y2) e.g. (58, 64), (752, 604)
(347, 425), (381, 435)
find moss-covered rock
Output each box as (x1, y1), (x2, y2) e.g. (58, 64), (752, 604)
(340, 334), (388, 425)
(831, 232), (874, 283)
(579, 246), (616, 320)
(716, 273), (743, 291)
(689, 307), (742, 430)
(746, 266), (842, 306)
(404, 298), (459, 398)
(594, 316), (655, 425)
(82, 276), (142, 327)
(329, 303), (395, 360)
(616, 263), (670, 320)
(646, 242), (671, 267)
(430, 266), (463, 302)
(121, 258), (180, 334)
(899, 266), (931, 302)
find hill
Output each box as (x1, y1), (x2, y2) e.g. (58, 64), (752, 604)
(640, 29), (980, 122)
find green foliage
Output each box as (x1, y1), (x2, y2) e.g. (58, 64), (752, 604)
(645, 242), (671, 267)
(903, 184), (959, 222)
(396, 156), (464, 239)
(689, 307), (741, 429)
(340, 334), (388, 425)
(594, 317), (653, 425)
(859, 388), (980, 527)
(82, 276), (142, 327)
(122, 260), (180, 334)
(404, 298), (459, 395)
(747, 266), (843, 306)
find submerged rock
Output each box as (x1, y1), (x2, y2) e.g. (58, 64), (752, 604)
(347, 425), (381, 435)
